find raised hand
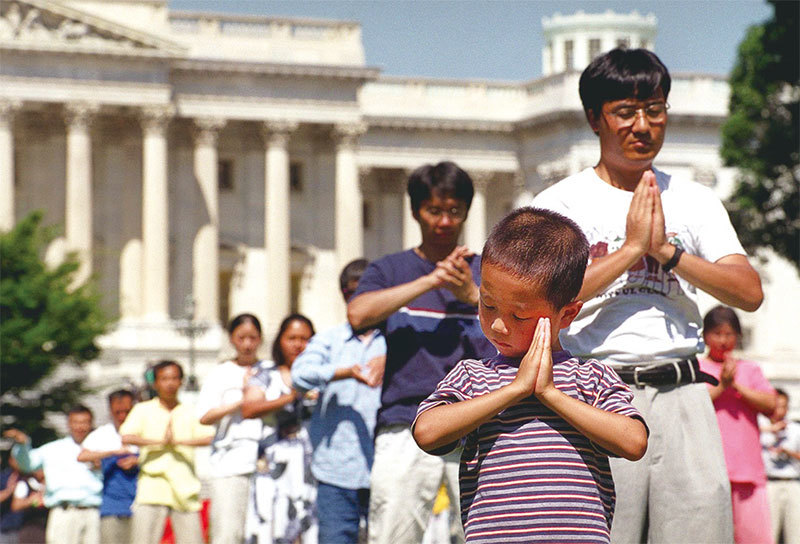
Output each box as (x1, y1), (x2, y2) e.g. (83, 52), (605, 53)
(436, 246), (479, 304)
(720, 356), (737, 389)
(647, 172), (671, 261)
(163, 419), (174, 446)
(515, 318), (554, 398)
(2, 429), (28, 444)
(116, 455), (138, 471)
(624, 171), (655, 257)
(352, 355), (385, 387)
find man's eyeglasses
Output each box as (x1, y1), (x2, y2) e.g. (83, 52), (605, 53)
(606, 102), (670, 126)
(423, 206), (467, 220)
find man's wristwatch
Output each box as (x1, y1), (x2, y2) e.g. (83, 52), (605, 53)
(662, 245), (684, 273)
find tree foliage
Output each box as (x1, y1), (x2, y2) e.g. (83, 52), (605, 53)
(1, 211), (109, 444)
(721, 0), (799, 271)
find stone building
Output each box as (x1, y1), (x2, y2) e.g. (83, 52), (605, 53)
(1, 1), (797, 403)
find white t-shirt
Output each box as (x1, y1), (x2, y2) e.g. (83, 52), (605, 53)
(532, 167), (746, 364)
(196, 360), (272, 478)
(83, 422), (122, 451)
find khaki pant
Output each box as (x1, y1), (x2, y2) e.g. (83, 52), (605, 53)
(609, 383), (733, 543)
(209, 475), (251, 544)
(100, 515), (131, 544)
(767, 479), (800, 544)
(45, 506), (100, 544)
(131, 503), (203, 544)
(367, 424), (463, 544)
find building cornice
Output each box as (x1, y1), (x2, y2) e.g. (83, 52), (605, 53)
(170, 9), (360, 29)
(364, 115), (515, 133)
(171, 58), (380, 81)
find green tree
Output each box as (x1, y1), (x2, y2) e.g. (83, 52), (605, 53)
(1, 211), (109, 445)
(721, 0), (799, 271)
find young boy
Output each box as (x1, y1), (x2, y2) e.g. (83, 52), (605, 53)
(120, 360), (213, 544)
(413, 207), (648, 544)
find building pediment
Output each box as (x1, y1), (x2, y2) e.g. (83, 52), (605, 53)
(0, 0), (184, 57)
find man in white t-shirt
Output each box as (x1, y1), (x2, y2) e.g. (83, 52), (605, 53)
(531, 48), (763, 543)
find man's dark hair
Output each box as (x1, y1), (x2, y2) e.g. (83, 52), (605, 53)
(227, 313), (262, 336)
(152, 359), (184, 380)
(407, 161), (474, 214)
(107, 389), (134, 405)
(481, 207), (589, 309)
(68, 404), (93, 418)
(775, 388), (788, 401)
(579, 48), (672, 118)
(340, 258), (368, 292)
(702, 305), (742, 337)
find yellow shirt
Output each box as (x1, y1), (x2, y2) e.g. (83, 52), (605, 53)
(120, 399), (213, 511)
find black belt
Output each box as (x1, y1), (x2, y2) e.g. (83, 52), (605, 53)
(614, 358), (719, 387)
(768, 476), (799, 481)
(53, 503), (95, 510)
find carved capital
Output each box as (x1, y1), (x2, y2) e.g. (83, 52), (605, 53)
(0, 99), (23, 129)
(139, 105), (175, 135)
(261, 120), (298, 148)
(470, 171), (493, 192)
(333, 122), (368, 149)
(64, 101), (99, 131)
(512, 170), (527, 193)
(193, 117), (226, 147)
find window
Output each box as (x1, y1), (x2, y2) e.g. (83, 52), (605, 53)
(547, 40), (553, 72)
(640, 39), (649, 49)
(290, 162), (303, 192)
(616, 37), (630, 49)
(218, 159), (233, 191)
(589, 38), (602, 59)
(564, 40), (574, 71)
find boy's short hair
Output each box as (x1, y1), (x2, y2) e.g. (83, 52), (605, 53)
(68, 404), (93, 418)
(407, 161), (474, 214)
(775, 388), (788, 401)
(579, 48), (672, 117)
(340, 258), (368, 292)
(481, 207), (589, 309)
(152, 359), (184, 380)
(107, 389), (134, 405)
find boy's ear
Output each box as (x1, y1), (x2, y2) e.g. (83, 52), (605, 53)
(558, 300), (583, 330)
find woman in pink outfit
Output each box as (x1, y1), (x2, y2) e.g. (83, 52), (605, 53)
(699, 305), (777, 544)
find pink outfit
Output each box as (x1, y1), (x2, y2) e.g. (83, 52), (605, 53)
(699, 357), (776, 544)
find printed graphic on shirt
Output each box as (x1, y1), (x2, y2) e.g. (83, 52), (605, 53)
(589, 233), (684, 299)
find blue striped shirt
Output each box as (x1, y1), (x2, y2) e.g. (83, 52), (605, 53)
(416, 351), (644, 543)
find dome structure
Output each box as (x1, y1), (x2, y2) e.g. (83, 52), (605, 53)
(542, 10), (657, 76)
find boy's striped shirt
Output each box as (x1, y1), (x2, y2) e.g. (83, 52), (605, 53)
(415, 351), (644, 543)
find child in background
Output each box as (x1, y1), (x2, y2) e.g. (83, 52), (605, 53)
(699, 305), (777, 544)
(413, 207), (648, 544)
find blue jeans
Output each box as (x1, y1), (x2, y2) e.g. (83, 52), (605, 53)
(317, 482), (369, 544)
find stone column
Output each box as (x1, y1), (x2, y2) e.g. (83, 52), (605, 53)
(192, 117), (226, 324)
(333, 123), (367, 269)
(465, 171), (491, 253)
(64, 102), (99, 285)
(140, 106), (173, 322)
(399, 168), (421, 249)
(261, 120), (297, 329)
(0, 100), (20, 232)
(513, 169), (533, 208)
